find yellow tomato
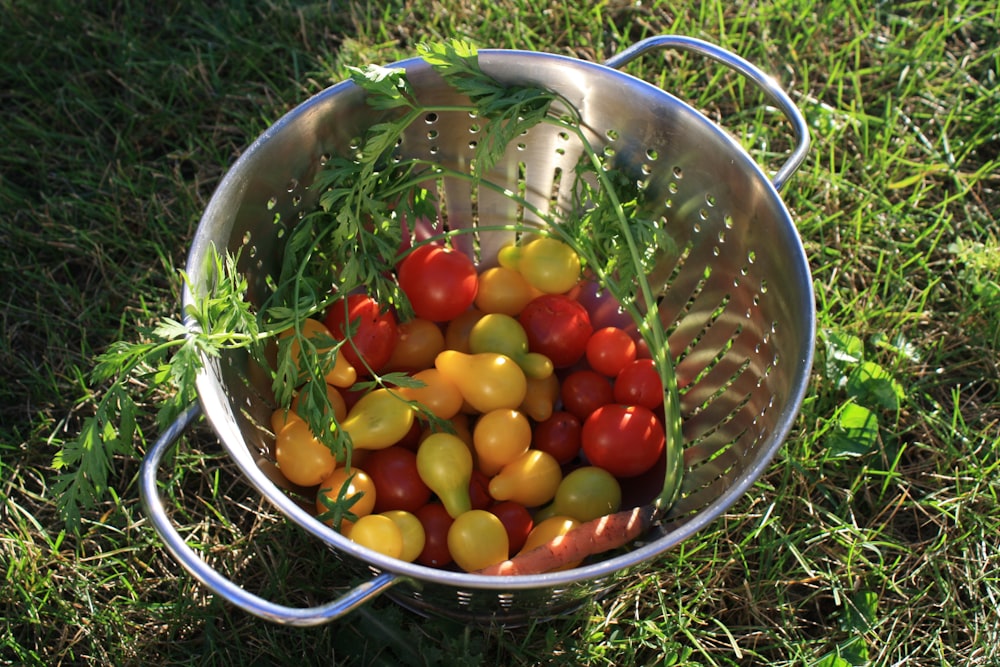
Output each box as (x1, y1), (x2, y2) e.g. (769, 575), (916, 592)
(447, 509), (509, 572)
(291, 382), (348, 422)
(434, 350), (527, 413)
(274, 416), (338, 487)
(347, 514), (403, 559)
(279, 317), (358, 388)
(473, 409), (532, 476)
(399, 368), (464, 420)
(443, 308), (485, 353)
(382, 510), (426, 562)
(488, 449), (562, 508)
(341, 388), (416, 451)
(497, 237), (581, 294)
(474, 266), (539, 316)
(519, 373), (560, 422)
(417, 433), (473, 518)
(315, 466), (377, 524)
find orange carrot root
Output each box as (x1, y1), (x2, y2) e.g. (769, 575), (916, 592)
(476, 505), (655, 576)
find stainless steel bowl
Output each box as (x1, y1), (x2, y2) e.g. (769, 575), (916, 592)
(140, 35), (814, 627)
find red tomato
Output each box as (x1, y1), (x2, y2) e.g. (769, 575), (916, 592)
(469, 469), (493, 511)
(397, 244), (478, 322)
(415, 502), (454, 568)
(363, 447), (431, 513)
(532, 411), (582, 465)
(488, 500), (534, 554)
(581, 404), (665, 478)
(613, 359), (664, 410)
(324, 294), (398, 375)
(560, 370), (614, 421)
(586, 327), (637, 377)
(517, 294), (593, 368)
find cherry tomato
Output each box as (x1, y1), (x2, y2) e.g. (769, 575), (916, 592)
(398, 243), (478, 322)
(417, 433), (473, 518)
(488, 450), (562, 508)
(586, 327), (637, 377)
(315, 466), (377, 523)
(518, 294), (593, 368)
(548, 466), (622, 522)
(472, 408), (532, 476)
(443, 308), (485, 353)
(582, 404), (665, 478)
(363, 447), (431, 513)
(415, 502), (454, 568)
(348, 514), (403, 559)
(532, 411), (582, 465)
(382, 510), (425, 563)
(497, 238), (581, 294)
(613, 358), (664, 410)
(469, 469), (493, 511)
(340, 388), (416, 451)
(447, 509), (509, 572)
(474, 266), (539, 316)
(274, 417), (338, 487)
(488, 500), (534, 554)
(519, 373), (560, 422)
(560, 369), (614, 421)
(384, 318), (445, 372)
(279, 317), (358, 388)
(290, 382), (348, 423)
(434, 350), (528, 414)
(324, 294), (398, 375)
(399, 368), (464, 420)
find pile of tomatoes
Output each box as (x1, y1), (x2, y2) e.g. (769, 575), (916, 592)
(270, 235), (668, 573)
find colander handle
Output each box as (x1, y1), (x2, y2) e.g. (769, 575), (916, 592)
(139, 403), (403, 627)
(604, 35), (810, 191)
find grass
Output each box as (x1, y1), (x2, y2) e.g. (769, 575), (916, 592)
(2, 0), (998, 664)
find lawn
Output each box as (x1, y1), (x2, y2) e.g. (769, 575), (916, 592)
(2, 0), (999, 665)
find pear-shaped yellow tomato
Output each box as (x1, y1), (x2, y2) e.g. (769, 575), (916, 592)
(385, 318), (446, 372)
(381, 510), (426, 563)
(468, 313), (553, 380)
(315, 466), (377, 526)
(519, 373), (560, 422)
(417, 433), (473, 518)
(274, 417), (338, 487)
(279, 317), (358, 388)
(519, 515), (582, 571)
(434, 350), (527, 413)
(447, 509), (509, 572)
(474, 266), (540, 316)
(347, 514), (403, 559)
(341, 388), (416, 451)
(488, 449), (562, 508)
(398, 368), (464, 420)
(497, 237), (581, 295)
(473, 409), (532, 476)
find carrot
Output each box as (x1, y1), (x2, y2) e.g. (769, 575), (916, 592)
(475, 504), (656, 576)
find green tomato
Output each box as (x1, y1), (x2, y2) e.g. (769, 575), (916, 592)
(468, 313), (553, 380)
(549, 466), (622, 522)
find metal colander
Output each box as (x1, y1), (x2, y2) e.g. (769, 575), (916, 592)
(140, 35), (814, 627)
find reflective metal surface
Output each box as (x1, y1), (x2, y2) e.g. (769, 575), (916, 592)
(142, 36), (815, 625)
